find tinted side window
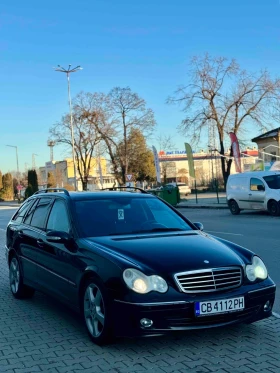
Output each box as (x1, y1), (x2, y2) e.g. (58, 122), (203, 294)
(24, 199), (39, 225)
(29, 198), (53, 230)
(12, 199), (35, 223)
(46, 200), (70, 233)
(250, 178), (265, 191)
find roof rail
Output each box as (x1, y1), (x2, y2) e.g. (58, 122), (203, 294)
(33, 188), (70, 196)
(101, 186), (148, 194)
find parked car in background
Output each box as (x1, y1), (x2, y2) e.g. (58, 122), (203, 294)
(166, 182), (191, 196)
(227, 171), (280, 216)
(6, 188), (275, 345)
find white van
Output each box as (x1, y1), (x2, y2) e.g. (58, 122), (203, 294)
(226, 171), (280, 216)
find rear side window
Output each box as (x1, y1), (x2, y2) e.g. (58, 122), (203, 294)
(24, 199), (39, 225)
(227, 177), (248, 191)
(12, 199), (35, 223)
(25, 198), (53, 230)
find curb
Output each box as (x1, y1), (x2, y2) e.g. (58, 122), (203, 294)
(0, 204), (20, 208)
(177, 204), (228, 210)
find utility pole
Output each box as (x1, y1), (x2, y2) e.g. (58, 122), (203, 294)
(47, 140), (55, 162)
(54, 64), (82, 191)
(32, 154), (38, 169)
(6, 145), (19, 176)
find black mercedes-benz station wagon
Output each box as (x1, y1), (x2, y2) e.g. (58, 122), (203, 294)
(5, 188), (276, 344)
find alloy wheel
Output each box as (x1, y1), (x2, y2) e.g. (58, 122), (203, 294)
(10, 258), (20, 294)
(83, 283), (105, 338)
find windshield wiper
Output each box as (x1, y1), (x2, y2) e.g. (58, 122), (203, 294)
(109, 228), (186, 236)
(109, 232), (133, 236)
(149, 227), (185, 232)
(131, 227), (186, 234)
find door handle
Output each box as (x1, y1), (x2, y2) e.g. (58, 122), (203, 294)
(248, 193), (252, 196)
(37, 239), (45, 248)
(17, 230), (24, 238)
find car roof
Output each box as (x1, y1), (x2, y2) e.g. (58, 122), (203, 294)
(229, 171), (280, 178)
(31, 190), (155, 201)
(69, 191), (154, 200)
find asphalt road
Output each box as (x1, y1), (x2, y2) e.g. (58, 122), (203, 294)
(179, 208), (280, 313)
(1, 206), (280, 373)
(0, 206), (279, 313)
(0, 207), (15, 231)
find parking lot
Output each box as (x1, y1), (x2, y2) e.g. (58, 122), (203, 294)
(0, 206), (280, 373)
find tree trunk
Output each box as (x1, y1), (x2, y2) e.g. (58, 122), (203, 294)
(219, 139), (233, 188)
(123, 112), (128, 179)
(82, 180), (87, 191)
(121, 166), (126, 185)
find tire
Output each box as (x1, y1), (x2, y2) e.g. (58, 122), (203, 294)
(229, 200), (240, 215)
(82, 277), (114, 345)
(9, 256), (35, 299)
(268, 200), (280, 217)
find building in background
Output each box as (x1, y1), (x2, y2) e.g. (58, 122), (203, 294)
(158, 148), (259, 186)
(252, 127), (280, 164)
(39, 157), (117, 190)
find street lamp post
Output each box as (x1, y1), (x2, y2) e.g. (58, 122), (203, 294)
(54, 65), (82, 191)
(6, 145), (19, 175)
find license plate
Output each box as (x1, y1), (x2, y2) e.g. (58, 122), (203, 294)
(195, 296), (245, 317)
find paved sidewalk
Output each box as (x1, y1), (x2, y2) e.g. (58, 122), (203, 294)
(178, 193), (228, 209)
(0, 201), (21, 208)
(1, 231), (280, 372)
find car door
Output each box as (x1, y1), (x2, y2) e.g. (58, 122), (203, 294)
(7, 198), (39, 287)
(234, 177), (251, 209)
(36, 198), (76, 302)
(22, 197), (53, 284)
(249, 177), (266, 210)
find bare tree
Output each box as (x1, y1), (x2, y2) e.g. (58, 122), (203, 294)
(76, 88), (156, 185)
(177, 168), (188, 183)
(156, 134), (175, 184)
(169, 53), (280, 184)
(49, 104), (101, 190)
(108, 87), (156, 183)
(73, 92), (123, 185)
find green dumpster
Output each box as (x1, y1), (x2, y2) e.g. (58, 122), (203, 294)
(148, 186), (180, 206)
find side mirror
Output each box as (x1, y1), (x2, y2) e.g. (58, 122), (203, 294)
(193, 222), (204, 231)
(257, 185), (265, 191)
(46, 231), (71, 243)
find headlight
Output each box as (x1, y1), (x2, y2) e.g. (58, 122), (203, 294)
(246, 256), (268, 282)
(123, 268), (168, 294)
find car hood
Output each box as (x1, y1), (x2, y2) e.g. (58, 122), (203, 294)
(86, 231), (244, 274)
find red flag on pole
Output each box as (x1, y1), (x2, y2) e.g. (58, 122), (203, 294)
(229, 132), (242, 173)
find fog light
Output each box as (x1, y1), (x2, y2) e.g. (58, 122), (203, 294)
(264, 301), (272, 312)
(140, 318), (153, 328)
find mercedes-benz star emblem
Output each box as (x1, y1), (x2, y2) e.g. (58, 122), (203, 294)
(204, 260), (209, 264)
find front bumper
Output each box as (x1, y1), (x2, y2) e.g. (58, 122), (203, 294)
(112, 282), (276, 337)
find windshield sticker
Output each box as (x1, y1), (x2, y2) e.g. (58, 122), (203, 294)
(118, 209), (124, 220)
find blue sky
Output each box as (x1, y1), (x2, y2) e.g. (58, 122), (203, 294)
(1, 0), (280, 173)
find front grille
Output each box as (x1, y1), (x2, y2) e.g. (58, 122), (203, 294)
(174, 267), (242, 293)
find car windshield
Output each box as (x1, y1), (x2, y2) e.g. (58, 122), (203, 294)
(263, 175), (280, 189)
(74, 196), (193, 237)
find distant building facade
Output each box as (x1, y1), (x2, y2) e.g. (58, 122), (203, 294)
(252, 128), (280, 164)
(158, 148), (259, 186)
(39, 157), (117, 191)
